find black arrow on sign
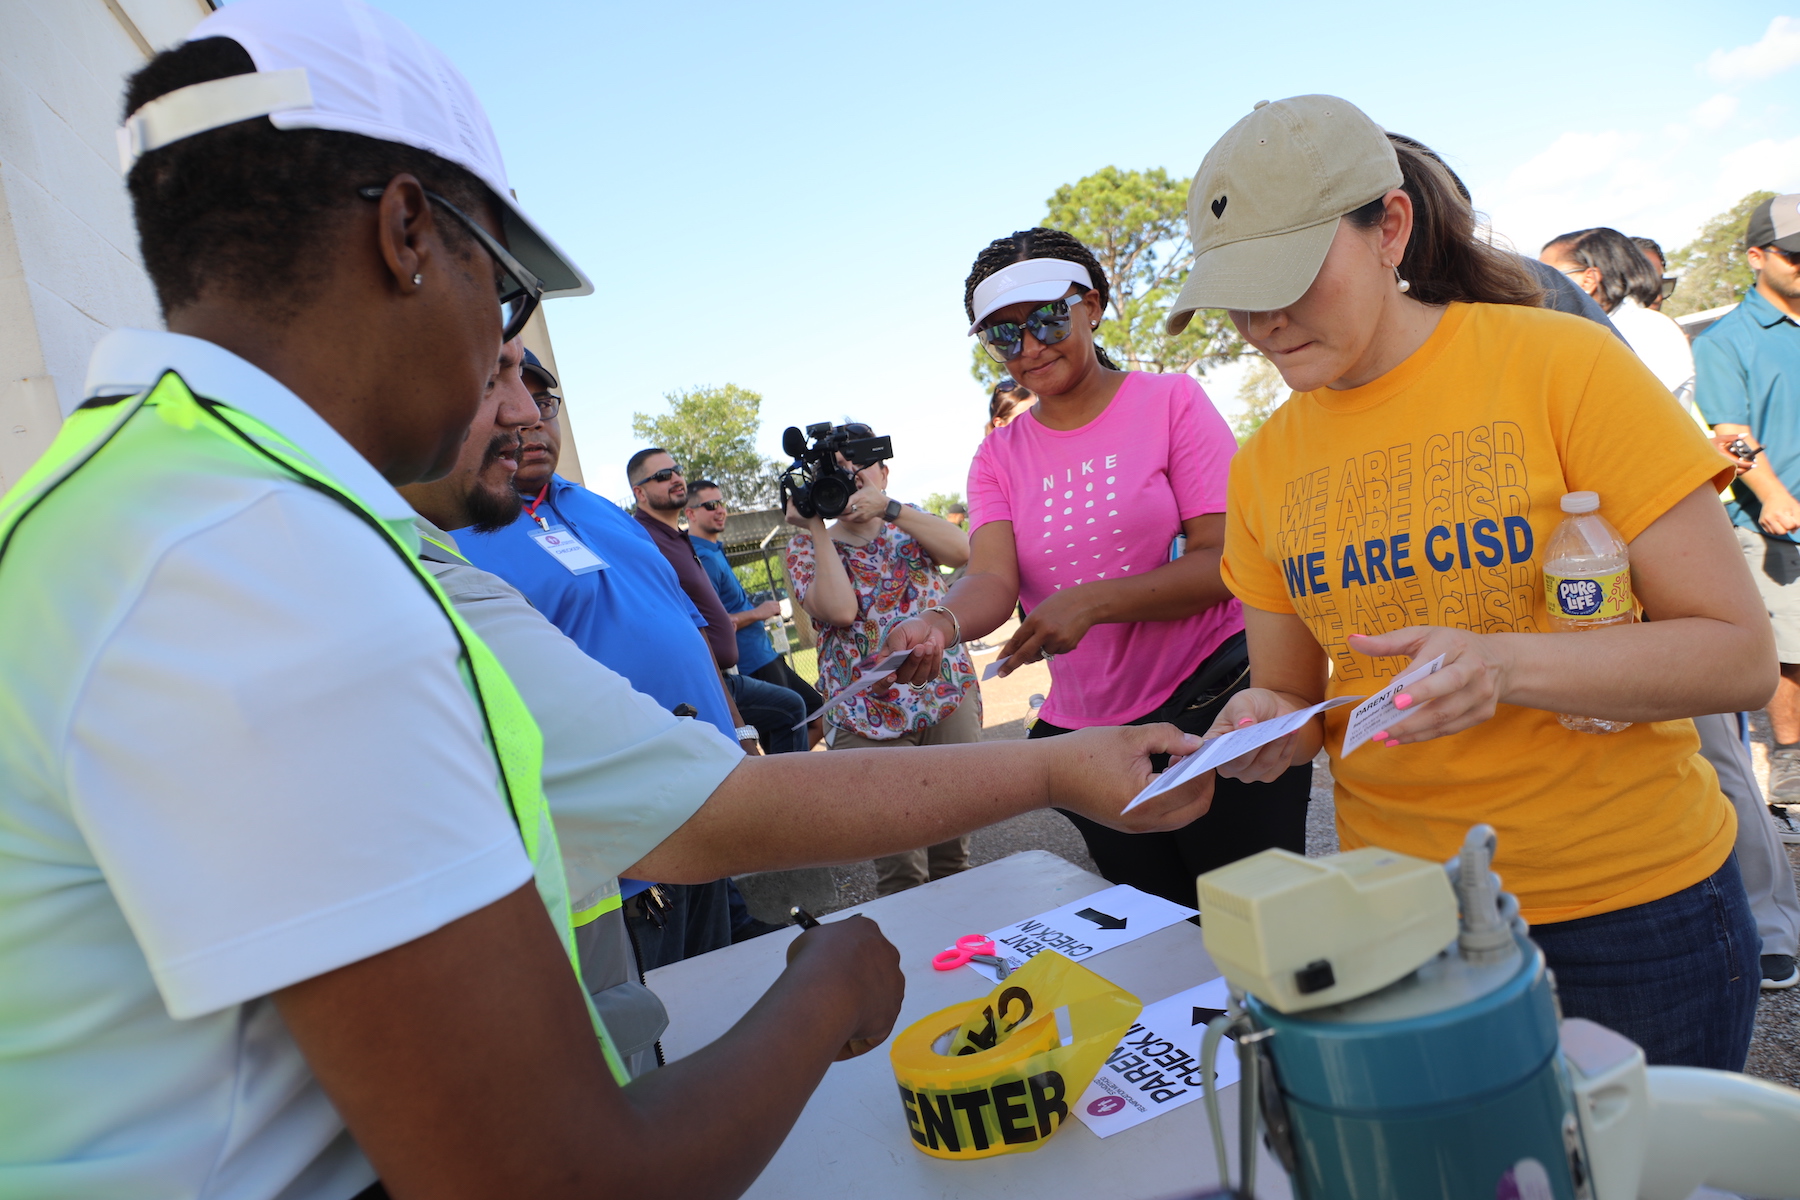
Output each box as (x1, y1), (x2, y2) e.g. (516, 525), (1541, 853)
(1074, 907), (1127, 930)
(1192, 1006), (1227, 1026)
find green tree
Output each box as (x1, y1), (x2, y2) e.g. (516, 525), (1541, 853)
(970, 166), (1245, 389)
(1665, 191), (1776, 317)
(631, 383), (782, 508)
(1230, 356), (1287, 443)
(921, 490), (964, 516)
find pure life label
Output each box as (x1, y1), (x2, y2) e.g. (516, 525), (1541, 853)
(1545, 566), (1631, 622)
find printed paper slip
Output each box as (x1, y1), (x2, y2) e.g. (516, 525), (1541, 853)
(1339, 654), (1445, 756)
(980, 659), (1005, 681)
(1120, 696), (1362, 814)
(1074, 977), (1239, 1138)
(960, 884), (1198, 983)
(791, 651), (915, 729)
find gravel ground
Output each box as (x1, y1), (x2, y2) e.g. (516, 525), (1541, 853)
(818, 673), (1800, 1088)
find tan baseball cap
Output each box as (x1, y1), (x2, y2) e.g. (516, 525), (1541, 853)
(1165, 95), (1401, 332)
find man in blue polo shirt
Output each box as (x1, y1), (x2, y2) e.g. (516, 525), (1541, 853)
(457, 351), (739, 967)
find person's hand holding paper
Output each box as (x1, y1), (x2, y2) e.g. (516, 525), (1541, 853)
(1345, 626), (1504, 746)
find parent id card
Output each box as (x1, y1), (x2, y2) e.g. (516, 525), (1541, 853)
(529, 525), (607, 575)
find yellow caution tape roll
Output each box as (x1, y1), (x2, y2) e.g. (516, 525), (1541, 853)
(889, 951), (1141, 1160)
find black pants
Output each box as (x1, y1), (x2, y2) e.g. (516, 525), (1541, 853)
(1028, 640), (1312, 907)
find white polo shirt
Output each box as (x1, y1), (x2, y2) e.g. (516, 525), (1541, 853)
(415, 521), (743, 910)
(0, 330), (531, 1199)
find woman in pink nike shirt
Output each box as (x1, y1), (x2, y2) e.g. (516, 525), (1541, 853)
(885, 228), (1312, 905)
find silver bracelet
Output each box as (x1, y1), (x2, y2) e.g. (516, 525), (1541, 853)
(924, 604), (961, 649)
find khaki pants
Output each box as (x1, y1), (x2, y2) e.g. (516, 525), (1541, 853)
(829, 696), (981, 896)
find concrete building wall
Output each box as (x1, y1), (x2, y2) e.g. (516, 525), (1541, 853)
(0, 0), (213, 493)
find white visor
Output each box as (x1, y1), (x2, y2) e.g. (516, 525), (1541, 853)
(967, 259), (1094, 335)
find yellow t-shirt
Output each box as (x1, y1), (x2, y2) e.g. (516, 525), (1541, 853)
(1222, 302), (1737, 925)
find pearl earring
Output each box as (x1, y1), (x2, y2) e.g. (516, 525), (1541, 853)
(412, 273), (423, 286)
(1394, 267), (1410, 294)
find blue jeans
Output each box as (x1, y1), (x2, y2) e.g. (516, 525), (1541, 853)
(725, 670), (807, 754)
(1530, 853), (1758, 1069)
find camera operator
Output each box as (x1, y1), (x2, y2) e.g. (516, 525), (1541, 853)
(783, 425), (981, 896)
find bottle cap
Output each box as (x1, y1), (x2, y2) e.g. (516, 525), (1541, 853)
(1560, 491), (1599, 514)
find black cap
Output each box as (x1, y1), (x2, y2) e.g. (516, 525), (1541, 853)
(947, 502), (968, 514)
(521, 347), (559, 391)
(1746, 194), (1800, 254)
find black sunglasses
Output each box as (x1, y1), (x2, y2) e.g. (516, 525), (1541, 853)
(357, 185), (543, 343)
(1764, 245), (1800, 267)
(977, 293), (1084, 363)
(633, 465), (683, 487)
(688, 498), (725, 512)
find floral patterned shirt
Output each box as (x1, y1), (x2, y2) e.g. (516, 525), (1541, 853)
(785, 506), (980, 740)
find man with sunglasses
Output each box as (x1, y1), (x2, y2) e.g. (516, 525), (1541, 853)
(631, 453), (810, 764)
(1696, 196), (1800, 860)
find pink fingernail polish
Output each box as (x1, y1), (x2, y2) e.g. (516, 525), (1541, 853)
(1371, 730), (1387, 742)
(1394, 693), (1413, 709)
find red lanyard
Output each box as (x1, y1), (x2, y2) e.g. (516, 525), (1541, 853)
(525, 483), (551, 530)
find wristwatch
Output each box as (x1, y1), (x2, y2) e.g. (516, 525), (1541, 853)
(883, 498), (903, 522)
(735, 725), (760, 743)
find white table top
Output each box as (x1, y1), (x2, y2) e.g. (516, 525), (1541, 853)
(649, 850), (1292, 1199)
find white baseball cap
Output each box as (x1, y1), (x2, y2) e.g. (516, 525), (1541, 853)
(118, 0), (591, 298)
(966, 258), (1094, 335)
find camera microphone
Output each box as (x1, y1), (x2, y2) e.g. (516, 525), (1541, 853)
(781, 426), (808, 459)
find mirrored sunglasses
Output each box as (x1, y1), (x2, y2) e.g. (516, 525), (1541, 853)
(977, 295), (1080, 363)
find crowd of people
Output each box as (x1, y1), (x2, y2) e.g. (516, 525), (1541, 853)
(2, 0), (1798, 1196)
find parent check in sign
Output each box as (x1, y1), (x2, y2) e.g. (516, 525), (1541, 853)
(958, 884), (1199, 984)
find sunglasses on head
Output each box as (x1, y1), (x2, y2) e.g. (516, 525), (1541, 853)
(357, 184), (543, 343)
(688, 499), (725, 512)
(976, 293), (1084, 363)
(633, 465), (683, 487)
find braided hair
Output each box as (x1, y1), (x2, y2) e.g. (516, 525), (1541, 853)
(964, 229), (1121, 371)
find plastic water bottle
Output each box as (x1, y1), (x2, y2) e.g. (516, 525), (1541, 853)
(1543, 491), (1635, 734)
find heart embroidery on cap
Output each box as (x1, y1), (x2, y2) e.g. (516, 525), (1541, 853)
(1211, 195), (1228, 219)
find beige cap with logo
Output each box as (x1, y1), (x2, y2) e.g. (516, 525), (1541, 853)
(1166, 95), (1401, 332)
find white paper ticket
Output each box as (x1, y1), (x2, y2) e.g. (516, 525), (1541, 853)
(1339, 654), (1446, 756)
(791, 651), (915, 729)
(1120, 695), (1361, 814)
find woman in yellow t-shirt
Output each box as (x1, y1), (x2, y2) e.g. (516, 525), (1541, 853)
(1165, 96), (1773, 1070)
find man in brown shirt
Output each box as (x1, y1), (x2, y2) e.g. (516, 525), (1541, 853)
(628, 448), (807, 755)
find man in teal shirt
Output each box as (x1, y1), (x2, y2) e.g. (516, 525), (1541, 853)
(1696, 193), (1800, 822)
(686, 479), (825, 744)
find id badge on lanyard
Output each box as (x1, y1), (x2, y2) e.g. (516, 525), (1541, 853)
(530, 524), (607, 575)
(524, 484), (607, 575)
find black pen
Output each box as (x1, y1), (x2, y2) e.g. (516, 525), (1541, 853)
(790, 905), (820, 930)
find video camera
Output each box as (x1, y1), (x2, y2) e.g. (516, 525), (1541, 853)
(778, 422), (893, 520)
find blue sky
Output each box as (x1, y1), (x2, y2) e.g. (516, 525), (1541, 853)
(364, 0), (1800, 505)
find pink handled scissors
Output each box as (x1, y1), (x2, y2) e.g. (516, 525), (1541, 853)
(932, 934), (1010, 977)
